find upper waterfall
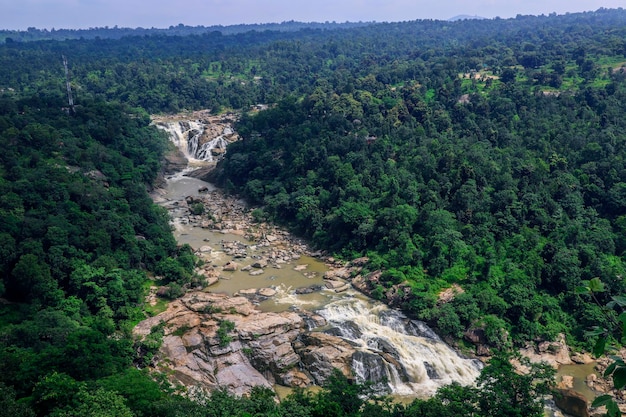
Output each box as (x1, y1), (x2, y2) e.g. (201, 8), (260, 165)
(152, 111), (239, 164)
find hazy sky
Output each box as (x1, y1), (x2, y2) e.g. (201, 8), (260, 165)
(1, 0), (624, 30)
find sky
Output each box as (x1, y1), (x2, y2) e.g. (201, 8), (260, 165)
(1, 0), (624, 31)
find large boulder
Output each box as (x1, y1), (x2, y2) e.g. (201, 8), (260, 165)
(553, 389), (589, 417)
(296, 333), (355, 385)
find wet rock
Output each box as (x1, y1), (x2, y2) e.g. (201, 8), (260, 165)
(325, 321), (362, 340)
(296, 333), (355, 385)
(295, 285), (324, 295)
(252, 259), (268, 269)
(352, 351), (391, 394)
(325, 280), (346, 289)
(334, 284), (351, 293)
(424, 361), (440, 379)
(249, 269), (264, 276)
(161, 148), (188, 175)
(406, 320), (441, 340)
(554, 388), (590, 417)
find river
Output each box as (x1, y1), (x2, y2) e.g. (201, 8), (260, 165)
(151, 113), (599, 407)
(152, 162), (483, 399)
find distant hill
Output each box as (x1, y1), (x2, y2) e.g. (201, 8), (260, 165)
(0, 20), (375, 43)
(448, 14), (487, 21)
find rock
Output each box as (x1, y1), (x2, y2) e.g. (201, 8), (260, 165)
(223, 261), (239, 271)
(241, 265), (252, 271)
(464, 327), (487, 344)
(324, 267), (351, 280)
(134, 291), (320, 396)
(585, 373), (596, 389)
(257, 288), (277, 297)
(350, 257), (369, 266)
(249, 269), (264, 276)
(437, 284), (464, 304)
(572, 352), (594, 364)
(557, 375), (574, 389)
(237, 288), (258, 296)
(156, 286), (171, 298)
(554, 388), (590, 417)
(279, 370), (311, 388)
(294, 264), (308, 271)
(186, 196), (202, 205)
(252, 259), (268, 269)
(295, 285), (324, 295)
(205, 276), (219, 287)
(520, 333), (571, 368)
(162, 148), (188, 175)
(296, 333), (355, 385)
(325, 280), (346, 289)
(334, 284), (351, 293)
(476, 344), (491, 356)
(199, 245), (213, 253)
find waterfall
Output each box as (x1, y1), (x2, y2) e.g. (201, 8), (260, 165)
(154, 118), (233, 163)
(317, 295), (482, 397)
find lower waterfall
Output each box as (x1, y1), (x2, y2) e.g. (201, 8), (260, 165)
(316, 294), (483, 397)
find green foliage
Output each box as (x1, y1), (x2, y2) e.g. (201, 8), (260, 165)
(0, 382), (35, 417)
(4, 9), (626, 416)
(189, 202), (205, 215)
(217, 320), (236, 347)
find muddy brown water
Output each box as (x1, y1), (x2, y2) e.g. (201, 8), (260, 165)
(155, 171), (334, 313)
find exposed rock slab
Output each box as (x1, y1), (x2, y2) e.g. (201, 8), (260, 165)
(134, 291), (352, 396)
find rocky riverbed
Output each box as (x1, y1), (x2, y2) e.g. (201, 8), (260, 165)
(139, 163), (483, 399)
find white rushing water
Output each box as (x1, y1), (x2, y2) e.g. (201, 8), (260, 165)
(315, 293), (483, 397)
(155, 119), (230, 163)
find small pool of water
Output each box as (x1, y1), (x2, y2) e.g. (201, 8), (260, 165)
(556, 362), (597, 401)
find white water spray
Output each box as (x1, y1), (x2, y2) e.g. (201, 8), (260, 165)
(317, 294), (482, 397)
(155, 119), (233, 163)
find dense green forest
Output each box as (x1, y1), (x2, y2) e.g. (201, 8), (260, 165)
(2, 7), (626, 416)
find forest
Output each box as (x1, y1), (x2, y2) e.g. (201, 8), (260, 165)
(1, 7), (626, 416)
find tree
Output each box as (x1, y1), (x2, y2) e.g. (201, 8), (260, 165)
(51, 386), (134, 417)
(476, 351), (555, 417)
